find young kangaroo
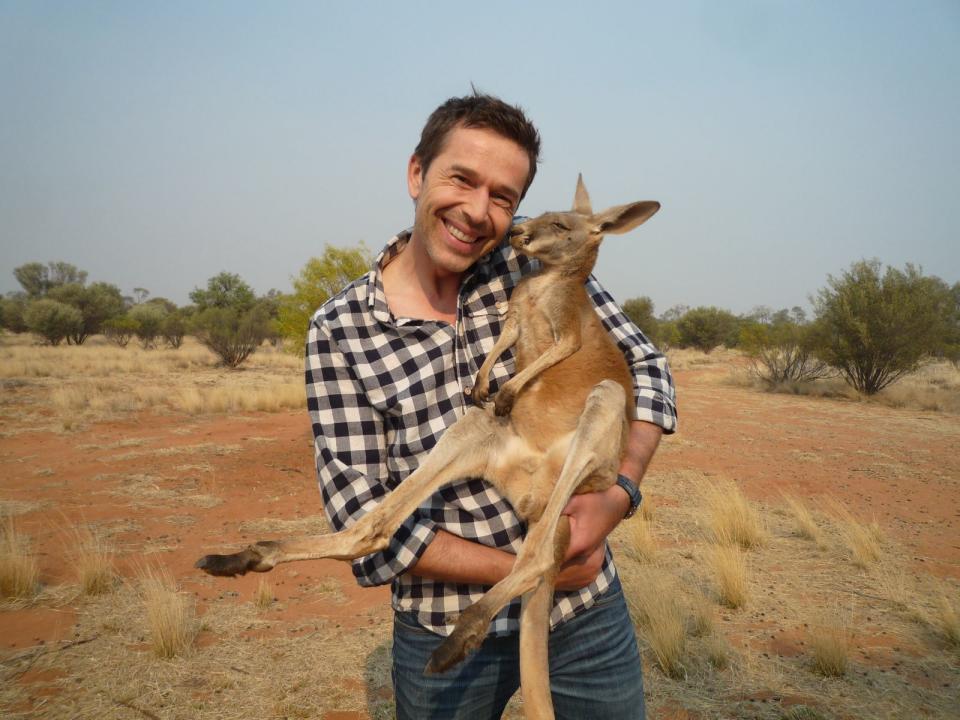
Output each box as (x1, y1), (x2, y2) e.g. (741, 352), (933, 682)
(196, 176), (660, 719)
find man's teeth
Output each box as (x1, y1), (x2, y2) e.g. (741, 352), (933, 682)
(446, 222), (478, 244)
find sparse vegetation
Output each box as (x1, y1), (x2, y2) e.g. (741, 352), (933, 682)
(622, 568), (687, 679)
(138, 564), (196, 658)
(623, 515), (657, 563)
(781, 493), (827, 549)
(255, 578), (274, 610)
(72, 525), (115, 596)
(807, 609), (851, 677)
(703, 479), (765, 549)
(934, 590), (960, 648)
(0, 516), (39, 600)
(708, 545), (749, 609)
(823, 498), (882, 568)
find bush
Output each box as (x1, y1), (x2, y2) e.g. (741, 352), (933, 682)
(739, 319), (833, 386)
(191, 306), (271, 367)
(103, 315), (138, 348)
(128, 303), (167, 349)
(161, 311), (187, 349)
(0, 294), (28, 333)
(813, 260), (955, 394)
(48, 282), (125, 344)
(676, 306), (738, 353)
(278, 246), (370, 352)
(23, 299), (83, 345)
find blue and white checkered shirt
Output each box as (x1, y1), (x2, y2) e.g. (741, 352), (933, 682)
(306, 228), (677, 637)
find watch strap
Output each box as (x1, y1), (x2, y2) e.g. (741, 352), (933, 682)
(616, 474), (643, 519)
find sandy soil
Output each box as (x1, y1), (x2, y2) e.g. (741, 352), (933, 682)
(1, 361), (958, 718)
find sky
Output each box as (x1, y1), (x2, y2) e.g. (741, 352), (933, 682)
(1, 1), (958, 316)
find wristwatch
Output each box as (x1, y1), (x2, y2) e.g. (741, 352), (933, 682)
(616, 474), (643, 519)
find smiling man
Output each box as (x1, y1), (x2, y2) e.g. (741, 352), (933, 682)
(306, 92), (677, 719)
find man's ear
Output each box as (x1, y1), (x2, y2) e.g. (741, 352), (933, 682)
(590, 201), (660, 235)
(407, 154), (424, 201)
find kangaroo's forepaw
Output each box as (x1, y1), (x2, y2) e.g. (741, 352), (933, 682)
(424, 606), (489, 674)
(493, 388), (515, 417)
(516, 493), (547, 523)
(195, 541), (279, 577)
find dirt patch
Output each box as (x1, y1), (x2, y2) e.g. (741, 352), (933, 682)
(1, 353), (958, 719)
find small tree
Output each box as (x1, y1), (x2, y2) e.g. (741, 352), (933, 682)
(23, 299), (83, 345)
(129, 303), (167, 349)
(191, 305), (271, 367)
(189, 272), (271, 367)
(14, 261), (88, 298)
(677, 306), (738, 353)
(0, 294), (28, 333)
(813, 260), (955, 394)
(740, 317), (832, 386)
(161, 311), (187, 349)
(103, 315), (138, 348)
(48, 282), (125, 344)
(278, 246), (370, 352)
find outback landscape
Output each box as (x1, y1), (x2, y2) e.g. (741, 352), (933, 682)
(1, 335), (958, 720)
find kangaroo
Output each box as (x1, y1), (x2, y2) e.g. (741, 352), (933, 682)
(196, 176), (660, 719)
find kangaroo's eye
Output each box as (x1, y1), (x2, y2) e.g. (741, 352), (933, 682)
(551, 221), (568, 231)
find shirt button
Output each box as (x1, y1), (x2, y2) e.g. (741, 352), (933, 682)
(496, 301), (508, 312)
(464, 386), (473, 396)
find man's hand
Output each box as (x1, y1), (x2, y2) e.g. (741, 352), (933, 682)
(555, 486), (629, 590)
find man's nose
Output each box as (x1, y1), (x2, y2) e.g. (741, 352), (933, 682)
(462, 187), (490, 225)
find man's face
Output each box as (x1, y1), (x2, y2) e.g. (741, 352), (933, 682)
(407, 125), (531, 278)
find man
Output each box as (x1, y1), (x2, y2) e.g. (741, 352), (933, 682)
(306, 92), (676, 719)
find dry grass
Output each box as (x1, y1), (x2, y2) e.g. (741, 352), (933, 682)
(781, 493), (827, 549)
(688, 590), (715, 638)
(934, 589), (960, 648)
(708, 545), (749, 609)
(71, 524), (116, 596)
(138, 564), (196, 658)
(255, 578), (275, 610)
(823, 497), (883, 568)
(807, 608), (852, 677)
(622, 567), (687, 679)
(0, 334), (304, 431)
(0, 515), (39, 600)
(702, 478), (765, 549)
(622, 516), (657, 563)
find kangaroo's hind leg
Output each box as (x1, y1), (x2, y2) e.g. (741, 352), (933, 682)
(196, 407), (509, 576)
(427, 379), (629, 673)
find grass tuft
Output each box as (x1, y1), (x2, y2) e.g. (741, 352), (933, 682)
(703, 479), (765, 549)
(781, 493), (827, 549)
(808, 612), (851, 677)
(623, 516), (657, 563)
(138, 564), (196, 658)
(622, 568), (687, 679)
(0, 516), (40, 600)
(709, 545), (748, 609)
(255, 577), (275, 610)
(823, 498), (882, 568)
(934, 590), (960, 648)
(72, 525), (116, 596)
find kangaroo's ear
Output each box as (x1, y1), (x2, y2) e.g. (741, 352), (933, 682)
(572, 174), (592, 215)
(590, 201), (660, 235)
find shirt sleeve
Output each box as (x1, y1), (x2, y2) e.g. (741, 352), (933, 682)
(585, 276), (678, 433)
(305, 317), (438, 587)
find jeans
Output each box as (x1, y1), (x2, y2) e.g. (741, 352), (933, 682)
(391, 576), (645, 719)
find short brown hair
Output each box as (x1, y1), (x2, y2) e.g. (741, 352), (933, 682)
(414, 91), (542, 200)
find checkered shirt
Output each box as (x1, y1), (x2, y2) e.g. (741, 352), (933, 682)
(305, 228), (677, 637)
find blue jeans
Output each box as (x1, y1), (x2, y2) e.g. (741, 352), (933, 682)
(391, 576), (645, 719)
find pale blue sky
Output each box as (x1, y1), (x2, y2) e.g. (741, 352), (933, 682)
(2, 1), (958, 315)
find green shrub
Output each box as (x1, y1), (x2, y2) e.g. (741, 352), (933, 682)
(48, 282), (125, 344)
(129, 304), (167, 350)
(161, 311), (187, 349)
(739, 319), (832, 386)
(813, 260), (955, 394)
(191, 306), (271, 368)
(23, 299), (83, 345)
(103, 315), (138, 348)
(676, 306), (738, 353)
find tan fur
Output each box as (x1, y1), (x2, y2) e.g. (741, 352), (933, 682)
(196, 177), (660, 719)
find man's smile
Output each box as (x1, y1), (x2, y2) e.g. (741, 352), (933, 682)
(444, 218), (483, 246)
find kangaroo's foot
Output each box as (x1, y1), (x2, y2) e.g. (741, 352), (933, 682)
(425, 602), (492, 674)
(195, 541), (280, 576)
